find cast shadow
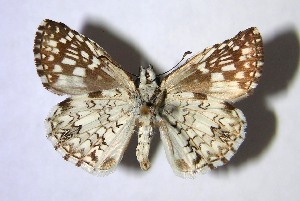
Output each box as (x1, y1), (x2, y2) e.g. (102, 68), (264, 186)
(81, 20), (161, 171)
(215, 27), (300, 173)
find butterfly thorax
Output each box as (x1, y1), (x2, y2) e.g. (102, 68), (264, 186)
(137, 65), (160, 117)
(136, 65), (159, 170)
(137, 65), (159, 103)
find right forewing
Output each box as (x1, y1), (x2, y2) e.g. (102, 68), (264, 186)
(160, 27), (263, 102)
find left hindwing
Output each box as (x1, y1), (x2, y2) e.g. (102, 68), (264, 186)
(47, 89), (137, 175)
(158, 92), (246, 177)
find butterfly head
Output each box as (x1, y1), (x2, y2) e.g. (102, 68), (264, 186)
(138, 65), (157, 85)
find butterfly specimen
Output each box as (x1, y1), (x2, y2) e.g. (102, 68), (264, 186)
(34, 19), (263, 177)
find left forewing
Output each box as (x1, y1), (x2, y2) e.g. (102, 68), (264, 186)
(34, 19), (135, 95)
(157, 92), (246, 178)
(47, 88), (137, 175)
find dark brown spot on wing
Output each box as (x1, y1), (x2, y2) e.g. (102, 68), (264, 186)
(99, 157), (116, 170)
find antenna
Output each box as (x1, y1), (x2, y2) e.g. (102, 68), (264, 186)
(98, 55), (139, 78)
(157, 51), (192, 77)
(124, 69), (139, 78)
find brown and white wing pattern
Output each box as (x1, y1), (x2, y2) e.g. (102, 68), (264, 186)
(158, 28), (263, 177)
(34, 19), (135, 95)
(47, 89), (137, 175)
(158, 92), (246, 177)
(160, 27), (263, 102)
(34, 20), (263, 177)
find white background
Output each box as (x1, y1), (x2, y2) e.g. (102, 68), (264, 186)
(1, 0), (300, 201)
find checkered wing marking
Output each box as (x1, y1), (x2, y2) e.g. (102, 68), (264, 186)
(160, 27), (263, 102)
(47, 89), (137, 175)
(34, 19), (135, 95)
(158, 92), (246, 177)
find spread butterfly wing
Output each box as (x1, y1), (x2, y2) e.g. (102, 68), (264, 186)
(47, 89), (137, 175)
(157, 28), (263, 177)
(34, 19), (135, 95)
(160, 27), (263, 102)
(158, 92), (246, 177)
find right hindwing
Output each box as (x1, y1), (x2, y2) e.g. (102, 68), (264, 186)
(158, 92), (246, 178)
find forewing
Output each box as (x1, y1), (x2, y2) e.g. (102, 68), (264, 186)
(47, 88), (137, 175)
(161, 27), (263, 102)
(34, 19), (135, 95)
(158, 92), (246, 177)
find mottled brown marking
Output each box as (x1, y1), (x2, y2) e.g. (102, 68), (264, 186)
(54, 144), (59, 150)
(59, 125), (81, 143)
(194, 154), (202, 165)
(99, 157), (116, 170)
(35, 58), (41, 65)
(63, 154), (70, 161)
(221, 157), (229, 164)
(42, 83), (51, 89)
(37, 24), (44, 31)
(60, 131), (73, 142)
(208, 164), (215, 170)
(230, 147), (237, 153)
(36, 69), (45, 77)
(90, 150), (98, 162)
(76, 160), (83, 167)
(224, 102), (235, 110)
(140, 105), (150, 116)
(193, 93), (207, 100)
(33, 47), (40, 54)
(140, 159), (151, 171)
(175, 159), (190, 172)
(88, 91), (103, 98)
(34, 33), (42, 43)
(58, 98), (71, 109)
